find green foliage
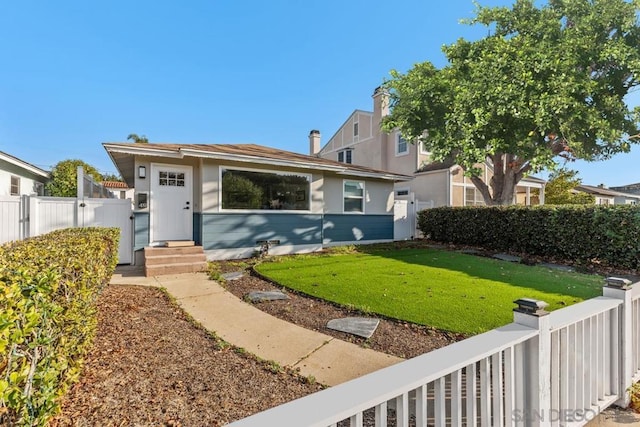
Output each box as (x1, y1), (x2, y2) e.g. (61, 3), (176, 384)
(418, 205), (640, 269)
(545, 169), (595, 205)
(100, 173), (123, 182)
(383, 0), (640, 205)
(45, 159), (104, 197)
(0, 228), (119, 426)
(255, 249), (602, 335)
(127, 133), (149, 144)
(221, 172), (263, 209)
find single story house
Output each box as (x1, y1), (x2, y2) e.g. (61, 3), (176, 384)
(0, 150), (49, 196)
(104, 142), (411, 260)
(574, 184), (640, 205)
(102, 180), (134, 201)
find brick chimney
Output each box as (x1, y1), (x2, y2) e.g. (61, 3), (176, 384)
(309, 129), (321, 155)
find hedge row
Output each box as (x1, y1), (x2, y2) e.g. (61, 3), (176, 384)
(418, 205), (640, 270)
(0, 227), (119, 426)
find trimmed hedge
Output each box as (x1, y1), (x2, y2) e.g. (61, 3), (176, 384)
(418, 205), (640, 270)
(0, 227), (119, 426)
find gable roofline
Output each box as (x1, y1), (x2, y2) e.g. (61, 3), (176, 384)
(0, 151), (50, 178)
(576, 184), (640, 199)
(103, 142), (412, 182)
(319, 109), (374, 155)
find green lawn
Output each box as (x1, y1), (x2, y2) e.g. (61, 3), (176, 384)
(254, 248), (604, 335)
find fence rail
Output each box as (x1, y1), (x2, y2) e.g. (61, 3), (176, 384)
(229, 279), (640, 427)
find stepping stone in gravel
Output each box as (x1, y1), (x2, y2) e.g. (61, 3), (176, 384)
(327, 317), (380, 339)
(221, 271), (244, 281)
(538, 263), (575, 273)
(458, 249), (480, 255)
(427, 244), (448, 250)
(246, 290), (289, 303)
(493, 253), (522, 263)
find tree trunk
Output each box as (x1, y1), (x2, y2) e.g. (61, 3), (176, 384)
(470, 153), (531, 206)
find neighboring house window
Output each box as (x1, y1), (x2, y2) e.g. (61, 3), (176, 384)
(353, 122), (359, 137)
(598, 198), (610, 205)
(465, 187), (485, 206)
(396, 134), (408, 156)
(344, 180), (364, 213)
(120, 190), (126, 199)
(338, 149), (353, 164)
(10, 176), (19, 195)
(419, 141), (430, 155)
(221, 168), (310, 211)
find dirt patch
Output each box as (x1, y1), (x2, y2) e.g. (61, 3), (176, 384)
(52, 285), (323, 427)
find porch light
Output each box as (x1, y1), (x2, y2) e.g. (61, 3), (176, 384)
(138, 166), (146, 179)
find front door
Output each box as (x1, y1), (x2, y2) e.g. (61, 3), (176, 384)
(150, 163), (193, 243)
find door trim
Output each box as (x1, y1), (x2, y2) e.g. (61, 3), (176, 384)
(149, 162), (193, 244)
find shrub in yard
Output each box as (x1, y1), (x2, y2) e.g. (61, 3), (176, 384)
(418, 205), (640, 270)
(0, 227), (119, 426)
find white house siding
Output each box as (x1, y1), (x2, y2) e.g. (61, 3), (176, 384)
(0, 168), (44, 196)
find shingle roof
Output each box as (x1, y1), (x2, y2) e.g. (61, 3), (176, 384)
(103, 142), (412, 182)
(576, 184), (640, 199)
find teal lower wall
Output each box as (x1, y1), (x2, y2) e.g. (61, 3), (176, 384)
(323, 214), (394, 243)
(195, 212), (394, 250)
(133, 212), (150, 251)
(197, 213), (322, 250)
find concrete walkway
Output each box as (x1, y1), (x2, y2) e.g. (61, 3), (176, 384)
(110, 266), (401, 386)
(110, 266), (639, 424)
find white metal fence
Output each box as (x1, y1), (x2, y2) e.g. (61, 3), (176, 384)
(229, 279), (640, 427)
(0, 195), (133, 264)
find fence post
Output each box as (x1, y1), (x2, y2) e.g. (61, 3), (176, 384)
(602, 277), (633, 407)
(513, 298), (551, 426)
(28, 196), (38, 238)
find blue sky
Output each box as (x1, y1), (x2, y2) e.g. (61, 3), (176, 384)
(1, 0), (638, 186)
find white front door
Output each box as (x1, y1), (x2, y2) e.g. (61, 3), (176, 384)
(150, 163), (193, 243)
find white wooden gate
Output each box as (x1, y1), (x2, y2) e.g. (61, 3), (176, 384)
(393, 199), (414, 240)
(0, 196), (133, 264)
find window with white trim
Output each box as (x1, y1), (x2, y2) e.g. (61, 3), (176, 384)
(465, 187), (485, 206)
(396, 134), (408, 156)
(337, 149), (353, 164)
(221, 168), (310, 211)
(419, 140), (430, 155)
(343, 180), (364, 213)
(10, 176), (19, 196)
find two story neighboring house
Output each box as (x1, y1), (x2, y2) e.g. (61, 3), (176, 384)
(312, 87), (546, 208)
(0, 151), (49, 196)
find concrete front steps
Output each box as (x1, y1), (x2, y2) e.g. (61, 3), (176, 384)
(144, 243), (208, 277)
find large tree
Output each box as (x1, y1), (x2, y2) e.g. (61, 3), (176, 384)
(383, 0), (640, 205)
(544, 168), (596, 204)
(46, 159), (104, 197)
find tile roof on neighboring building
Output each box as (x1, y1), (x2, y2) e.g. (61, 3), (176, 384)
(101, 181), (129, 189)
